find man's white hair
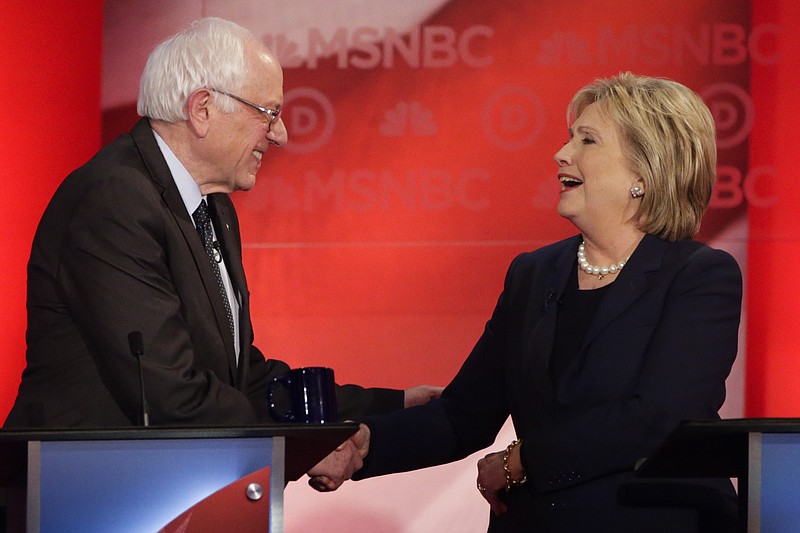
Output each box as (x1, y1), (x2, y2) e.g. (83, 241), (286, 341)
(137, 17), (255, 122)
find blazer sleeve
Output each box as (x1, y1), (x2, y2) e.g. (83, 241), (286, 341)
(355, 254), (525, 479)
(519, 245), (742, 493)
(243, 345), (403, 422)
(335, 385), (404, 421)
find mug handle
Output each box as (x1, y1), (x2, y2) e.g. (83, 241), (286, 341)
(267, 376), (295, 422)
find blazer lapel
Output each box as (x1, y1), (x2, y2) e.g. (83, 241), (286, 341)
(580, 234), (665, 351)
(131, 120), (239, 379)
(208, 194), (249, 387)
(525, 236), (579, 415)
(131, 119), (198, 248)
(208, 195), (247, 294)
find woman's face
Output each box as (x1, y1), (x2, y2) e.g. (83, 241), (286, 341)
(553, 102), (641, 234)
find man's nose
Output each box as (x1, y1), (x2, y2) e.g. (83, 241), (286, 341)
(268, 117), (288, 146)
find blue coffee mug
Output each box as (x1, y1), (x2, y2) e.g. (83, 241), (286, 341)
(267, 367), (338, 423)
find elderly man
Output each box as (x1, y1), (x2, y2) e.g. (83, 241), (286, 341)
(5, 18), (438, 437)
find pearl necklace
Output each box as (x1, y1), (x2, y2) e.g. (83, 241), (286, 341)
(577, 241), (628, 280)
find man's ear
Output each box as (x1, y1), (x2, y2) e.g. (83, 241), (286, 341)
(186, 89), (212, 138)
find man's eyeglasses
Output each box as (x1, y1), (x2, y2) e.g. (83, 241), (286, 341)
(209, 88), (282, 129)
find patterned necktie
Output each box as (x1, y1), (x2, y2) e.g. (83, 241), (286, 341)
(192, 200), (236, 348)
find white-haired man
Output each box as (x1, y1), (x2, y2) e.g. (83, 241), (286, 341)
(6, 18), (439, 452)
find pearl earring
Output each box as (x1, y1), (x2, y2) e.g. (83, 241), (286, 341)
(630, 185), (644, 198)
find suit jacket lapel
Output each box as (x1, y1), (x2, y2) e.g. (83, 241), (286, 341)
(131, 119), (196, 240)
(525, 236), (579, 415)
(581, 234), (665, 351)
(131, 120), (240, 381)
(208, 194), (250, 387)
(208, 195), (246, 294)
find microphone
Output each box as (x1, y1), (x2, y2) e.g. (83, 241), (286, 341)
(127, 331), (150, 427)
(212, 241), (222, 263)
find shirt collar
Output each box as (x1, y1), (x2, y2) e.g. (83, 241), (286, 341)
(152, 129), (204, 217)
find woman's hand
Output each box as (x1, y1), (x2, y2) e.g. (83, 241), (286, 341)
(476, 451), (509, 515)
(476, 440), (526, 515)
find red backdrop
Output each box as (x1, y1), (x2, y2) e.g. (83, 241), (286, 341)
(0, 0), (103, 419)
(1, 0), (798, 432)
(746, 0), (800, 416)
(97, 0), (752, 399)
(2, 1), (799, 531)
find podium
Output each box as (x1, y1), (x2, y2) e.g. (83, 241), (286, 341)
(0, 424), (357, 533)
(636, 418), (800, 533)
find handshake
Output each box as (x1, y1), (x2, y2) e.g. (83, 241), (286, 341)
(307, 422), (371, 492)
(305, 383), (442, 492)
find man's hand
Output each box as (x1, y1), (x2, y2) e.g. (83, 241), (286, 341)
(404, 385), (444, 408)
(350, 423), (371, 459)
(307, 425), (370, 492)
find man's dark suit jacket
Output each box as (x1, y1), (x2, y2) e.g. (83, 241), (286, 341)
(356, 234), (742, 532)
(5, 119), (400, 428)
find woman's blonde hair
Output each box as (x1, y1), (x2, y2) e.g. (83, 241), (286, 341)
(568, 72), (716, 241)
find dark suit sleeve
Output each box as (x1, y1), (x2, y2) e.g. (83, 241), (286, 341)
(355, 255), (523, 478)
(519, 246), (742, 493)
(242, 347), (403, 422)
(335, 384), (403, 421)
(58, 173), (263, 425)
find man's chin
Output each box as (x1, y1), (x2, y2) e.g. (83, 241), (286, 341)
(235, 175), (257, 192)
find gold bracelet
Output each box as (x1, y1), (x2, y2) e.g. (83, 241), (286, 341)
(502, 439), (527, 492)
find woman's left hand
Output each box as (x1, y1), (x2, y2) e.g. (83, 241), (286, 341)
(476, 451), (509, 515)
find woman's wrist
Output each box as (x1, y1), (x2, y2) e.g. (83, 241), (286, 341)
(501, 439), (527, 491)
